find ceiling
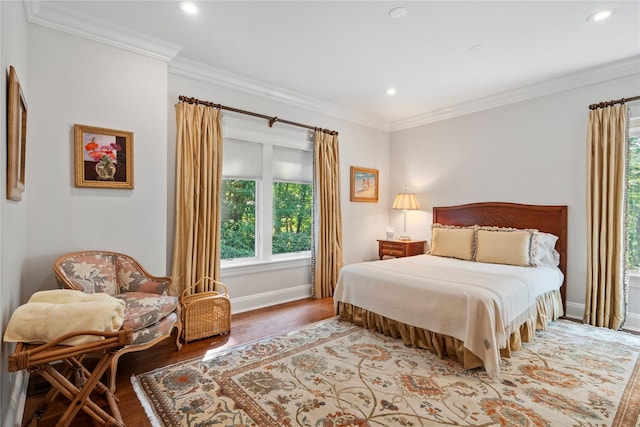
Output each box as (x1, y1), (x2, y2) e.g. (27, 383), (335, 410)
(27, 1), (640, 130)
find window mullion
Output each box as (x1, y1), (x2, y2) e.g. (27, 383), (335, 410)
(262, 145), (274, 261)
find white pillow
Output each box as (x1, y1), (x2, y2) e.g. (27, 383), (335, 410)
(533, 232), (560, 267)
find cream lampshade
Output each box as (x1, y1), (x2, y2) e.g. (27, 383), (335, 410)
(392, 189), (420, 241)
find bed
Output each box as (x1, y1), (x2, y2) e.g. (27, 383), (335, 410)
(335, 202), (567, 378)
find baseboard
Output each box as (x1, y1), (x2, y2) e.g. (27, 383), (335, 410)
(230, 285), (312, 314)
(623, 311), (640, 332)
(564, 301), (584, 322)
(564, 301), (640, 333)
(2, 370), (29, 427)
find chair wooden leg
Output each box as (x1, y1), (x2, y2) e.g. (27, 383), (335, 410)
(9, 330), (132, 427)
(175, 323), (183, 351)
(39, 354), (124, 427)
(108, 353), (121, 393)
(39, 357), (76, 405)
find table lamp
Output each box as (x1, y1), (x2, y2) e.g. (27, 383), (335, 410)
(392, 188), (419, 241)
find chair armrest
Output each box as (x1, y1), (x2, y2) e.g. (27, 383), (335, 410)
(114, 254), (172, 295)
(134, 276), (172, 295)
(53, 271), (90, 293)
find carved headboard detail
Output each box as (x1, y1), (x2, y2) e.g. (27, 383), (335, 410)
(433, 202), (568, 313)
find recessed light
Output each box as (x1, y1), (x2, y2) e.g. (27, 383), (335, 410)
(389, 7), (407, 19)
(587, 8), (616, 23)
(179, 1), (198, 15)
(386, 88), (397, 96)
(470, 44), (485, 54)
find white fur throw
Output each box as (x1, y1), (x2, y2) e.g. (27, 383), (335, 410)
(3, 290), (125, 345)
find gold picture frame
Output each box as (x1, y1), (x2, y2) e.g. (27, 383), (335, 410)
(350, 166), (379, 203)
(74, 124), (134, 189)
(6, 66), (27, 201)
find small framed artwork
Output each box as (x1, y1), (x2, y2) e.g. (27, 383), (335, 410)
(350, 166), (379, 203)
(6, 66), (28, 201)
(74, 124), (134, 189)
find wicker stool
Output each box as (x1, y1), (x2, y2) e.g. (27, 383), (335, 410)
(181, 277), (231, 342)
(8, 329), (132, 427)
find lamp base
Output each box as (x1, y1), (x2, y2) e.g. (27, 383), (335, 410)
(398, 235), (411, 241)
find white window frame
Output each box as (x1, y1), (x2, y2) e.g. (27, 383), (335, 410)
(627, 112), (640, 290)
(221, 116), (313, 274)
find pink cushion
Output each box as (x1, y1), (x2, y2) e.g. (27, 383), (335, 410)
(114, 292), (178, 332)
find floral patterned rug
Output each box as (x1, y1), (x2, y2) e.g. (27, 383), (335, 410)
(133, 318), (640, 426)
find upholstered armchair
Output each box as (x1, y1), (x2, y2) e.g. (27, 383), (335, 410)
(53, 251), (182, 391)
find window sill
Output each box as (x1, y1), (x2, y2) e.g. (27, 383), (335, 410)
(221, 254), (311, 277)
(627, 271), (640, 289)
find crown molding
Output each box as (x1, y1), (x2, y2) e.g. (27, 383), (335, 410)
(169, 57), (390, 132)
(22, 1), (638, 133)
(23, 0), (182, 62)
(391, 56), (640, 132)
(23, 0), (387, 131)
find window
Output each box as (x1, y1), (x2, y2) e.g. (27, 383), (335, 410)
(221, 179), (256, 259)
(220, 136), (313, 264)
(627, 108), (640, 271)
(272, 146), (312, 255)
(273, 182), (312, 254)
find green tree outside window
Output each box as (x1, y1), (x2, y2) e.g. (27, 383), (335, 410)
(272, 182), (312, 254)
(221, 180), (256, 260)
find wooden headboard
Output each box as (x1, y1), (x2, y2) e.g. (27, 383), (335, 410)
(433, 202), (567, 313)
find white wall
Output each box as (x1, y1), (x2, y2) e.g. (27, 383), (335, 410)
(0, 18), (387, 425)
(1, 2), (29, 425)
(0, 13), (390, 369)
(168, 73), (390, 308)
(23, 25), (170, 301)
(390, 73), (640, 329)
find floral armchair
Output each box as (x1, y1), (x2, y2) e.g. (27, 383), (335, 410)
(53, 251), (182, 391)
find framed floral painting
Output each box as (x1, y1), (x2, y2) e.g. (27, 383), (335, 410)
(74, 124), (133, 189)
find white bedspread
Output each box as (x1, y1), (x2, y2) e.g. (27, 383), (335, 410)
(334, 254), (564, 377)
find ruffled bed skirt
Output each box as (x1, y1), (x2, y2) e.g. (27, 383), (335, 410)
(336, 289), (564, 370)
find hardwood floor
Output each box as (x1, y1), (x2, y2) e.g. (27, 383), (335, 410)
(22, 297), (336, 427)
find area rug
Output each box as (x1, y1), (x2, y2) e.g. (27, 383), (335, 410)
(133, 318), (640, 426)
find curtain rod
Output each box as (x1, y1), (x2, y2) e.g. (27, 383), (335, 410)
(178, 95), (338, 136)
(588, 95), (640, 110)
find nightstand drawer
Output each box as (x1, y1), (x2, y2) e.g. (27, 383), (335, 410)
(377, 239), (426, 259)
(384, 249), (405, 257)
(380, 242), (404, 251)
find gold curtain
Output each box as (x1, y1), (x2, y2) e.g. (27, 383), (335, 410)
(585, 104), (628, 329)
(312, 131), (343, 298)
(170, 102), (223, 296)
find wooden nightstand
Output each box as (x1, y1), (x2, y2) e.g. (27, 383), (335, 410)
(377, 240), (426, 259)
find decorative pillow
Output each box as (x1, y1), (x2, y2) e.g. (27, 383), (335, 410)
(475, 229), (533, 267)
(59, 254), (118, 295)
(430, 225), (475, 261)
(533, 231), (560, 267)
(115, 256), (169, 295)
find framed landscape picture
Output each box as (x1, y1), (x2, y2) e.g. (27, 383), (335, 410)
(74, 124), (134, 189)
(6, 66), (27, 201)
(350, 166), (378, 203)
